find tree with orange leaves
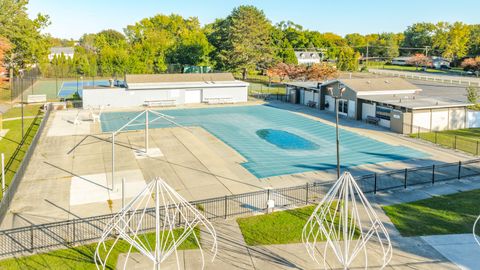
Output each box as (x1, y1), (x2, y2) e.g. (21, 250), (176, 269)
(306, 63), (338, 81)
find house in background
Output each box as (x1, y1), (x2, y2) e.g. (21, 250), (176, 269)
(294, 51), (321, 65)
(285, 77), (474, 134)
(391, 56), (451, 69)
(83, 73), (248, 108)
(48, 47), (75, 61)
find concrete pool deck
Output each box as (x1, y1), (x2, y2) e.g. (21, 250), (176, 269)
(0, 102), (474, 229)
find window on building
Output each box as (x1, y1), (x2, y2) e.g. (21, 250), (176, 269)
(376, 106), (392, 120)
(338, 99), (348, 114)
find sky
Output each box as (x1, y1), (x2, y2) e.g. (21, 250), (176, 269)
(27, 0), (480, 40)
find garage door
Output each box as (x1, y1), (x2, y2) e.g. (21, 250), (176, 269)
(185, 89), (202, 104)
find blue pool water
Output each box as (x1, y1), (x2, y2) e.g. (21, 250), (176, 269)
(100, 105), (428, 178)
(57, 80), (115, 98)
(257, 129), (319, 150)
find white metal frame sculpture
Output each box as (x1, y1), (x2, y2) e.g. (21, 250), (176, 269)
(94, 177), (217, 270)
(302, 171), (392, 269)
(110, 109), (184, 190)
(474, 214), (480, 247)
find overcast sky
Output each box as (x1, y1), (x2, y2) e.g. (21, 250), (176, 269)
(27, 0), (480, 40)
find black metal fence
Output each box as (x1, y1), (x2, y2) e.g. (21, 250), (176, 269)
(8, 68), (41, 102)
(0, 158), (479, 258)
(406, 124), (480, 156)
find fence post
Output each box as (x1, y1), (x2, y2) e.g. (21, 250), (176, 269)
(454, 136), (457, 149)
(458, 161), (462, 179)
(477, 141), (479, 156)
(404, 168), (407, 189)
(417, 127), (420, 138)
(432, 165), (435, 184)
(72, 219), (76, 244)
(224, 195), (227, 219)
(267, 188), (270, 202)
(305, 183), (309, 205)
(30, 225), (34, 253)
(435, 132), (438, 144)
(373, 173), (377, 194)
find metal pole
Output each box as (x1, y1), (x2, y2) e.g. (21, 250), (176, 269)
(154, 180), (160, 270)
(112, 133), (115, 190)
(122, 177), (125, 210)
(21, 77), (24, 138)
(145, 109), (149, 153)
(335, 97), (340, 179)
(1, 153), (5, 194)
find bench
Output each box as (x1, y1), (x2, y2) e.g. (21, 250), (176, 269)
(307, 101), (317, 108)
(204, 97), (234, 105)
(144, 100), (176, 107)
(366, 116), (381, 125)
(27, 94), (47, 104)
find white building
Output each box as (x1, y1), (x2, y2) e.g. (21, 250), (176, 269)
(294, 51), (321, 65)
(48, 47), (75, 61)
(82, 73), (249, 108)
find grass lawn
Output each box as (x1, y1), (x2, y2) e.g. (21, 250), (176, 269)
(0, 228), (200, 270)
(383, 189), (480, 237)
(0, 116), (42, 200)
(2, 105), (43, 119)
(248, 82), (284, 95)
(410, 128), (480, 155)
(237, 204), (355, 246)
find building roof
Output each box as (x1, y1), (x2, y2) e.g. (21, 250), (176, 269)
(124, 73), (248, 90)
(360, 94), (472, 110)
(125, 73), (235, 84)
(284, 81), (322, 89)
(335, 78), (421, 93)
(50, 47), (74, 55)
(294, 51), (320, 60)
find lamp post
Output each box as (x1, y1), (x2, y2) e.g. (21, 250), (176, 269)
(19, 69), (24, 138)
(328, 86), (346, 179)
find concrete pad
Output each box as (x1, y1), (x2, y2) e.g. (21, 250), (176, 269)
(69, 170), (146, 206)
(422, 183), (464, 197)
(422, 234), (480, 270)
(133, 147), (164, 159)
(46, 110), (92, 137)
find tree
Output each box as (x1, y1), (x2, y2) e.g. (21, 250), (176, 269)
(337, 46), (360, 71)
(267, 62), (306, 81)
(466, 86), (480, 110)
(0, 0), (50, 69)
(461, 57), (480, 76)
(0, 36), (11, 75)
(407, 54), (430, 70)
(207, 6), (274, 78)
(306, 63), (338, 81)
(468, 25), (480, 56)
(402, 23), (436, 54)
(443, 22), (470, 60)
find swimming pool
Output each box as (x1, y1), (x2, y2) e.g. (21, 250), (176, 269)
(101, 105), (427, 178)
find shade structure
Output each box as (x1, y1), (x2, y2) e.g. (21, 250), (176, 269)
(94, 177), (217, 270)
(474, 215), (480, 247)
(302, 171), (392, 269)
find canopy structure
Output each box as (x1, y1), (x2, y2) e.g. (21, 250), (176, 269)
(474, 215), (480, 247)
(94, 177), (217, 270)
(302, 171), (392, 269)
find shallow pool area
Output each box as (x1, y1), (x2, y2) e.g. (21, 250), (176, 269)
(101, 105), (428, 178)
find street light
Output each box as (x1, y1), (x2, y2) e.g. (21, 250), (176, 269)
(328, 86), (346, 179)
(19, 69), (25, 138)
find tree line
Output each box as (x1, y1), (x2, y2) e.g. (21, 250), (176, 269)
(1, 2), (480, 79)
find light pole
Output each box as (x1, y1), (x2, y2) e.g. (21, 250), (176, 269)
(19, 70), (24, 138)
(328, 86), (346, 179)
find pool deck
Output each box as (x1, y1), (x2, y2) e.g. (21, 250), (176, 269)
(0, 101), (473, 229)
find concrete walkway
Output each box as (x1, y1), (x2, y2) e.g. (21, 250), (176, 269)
(2, 115), (38, 121)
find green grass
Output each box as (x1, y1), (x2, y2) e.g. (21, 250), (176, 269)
(237, 204), (356, 246)
(0, 228), (200, 270)
(248, 82), (284, 95)
(0, 116), (42, 200)
(410, 128), (480, 155)
(2, 105), (43, 119)
(383, 189), (480, 237)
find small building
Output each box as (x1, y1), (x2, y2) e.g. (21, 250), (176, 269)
(431, 56), (450, 69)
(294, 51), (321, 65)
(48, 47), (75, 61)
(285, 78), (473, 134)
(82, 73), (249, 108)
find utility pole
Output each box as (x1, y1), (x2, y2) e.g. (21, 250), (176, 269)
(425, 46), (430, 57)
(366, 42), (369, 67)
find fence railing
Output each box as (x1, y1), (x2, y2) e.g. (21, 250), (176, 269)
(0, 158), (479, 258)
(0, 104), (51, 221)
(370, 69), (480, 87)
(406, 124), (480, 156)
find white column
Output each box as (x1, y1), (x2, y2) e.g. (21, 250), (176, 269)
(1, 153), (5, 194)
(112, 133), (115, 191)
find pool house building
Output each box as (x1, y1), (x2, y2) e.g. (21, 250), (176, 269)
(285, 78), (474, 134)
(82, 73), (249, 108)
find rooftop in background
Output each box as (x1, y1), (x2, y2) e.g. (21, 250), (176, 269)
(294, 51), (320, 60)
(49, 47), (74, 55)
(361, 94), (473, 110)
(337, 78), (421, 93)
(125, 73), (236, 84)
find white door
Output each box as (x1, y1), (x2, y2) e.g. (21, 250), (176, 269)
(185, 89), (202, 104)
